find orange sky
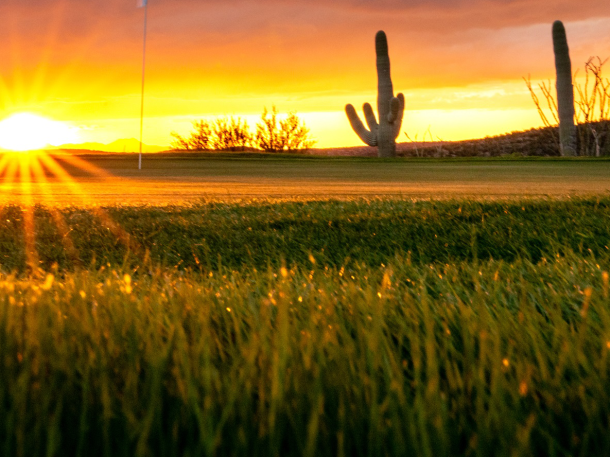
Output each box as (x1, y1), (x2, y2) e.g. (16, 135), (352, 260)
(0, 0), (608, 149)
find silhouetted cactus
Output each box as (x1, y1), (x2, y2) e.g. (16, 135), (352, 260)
(345, 31), (404, 158)
(552, 20), (577, 156)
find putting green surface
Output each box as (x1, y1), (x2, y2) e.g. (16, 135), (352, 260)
(1, 154), (609, 205)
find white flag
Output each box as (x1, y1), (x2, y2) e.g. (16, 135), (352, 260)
(137, 0), (147, 7)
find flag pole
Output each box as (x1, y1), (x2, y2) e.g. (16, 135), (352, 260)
(138, 0), (148, 170)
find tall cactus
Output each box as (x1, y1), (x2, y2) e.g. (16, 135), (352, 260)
(552, 20), (577, 156)
(345, 31), (404, 158)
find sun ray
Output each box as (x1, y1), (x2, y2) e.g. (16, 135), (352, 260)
(17, 153), (39, 273)
(1, 147), (143, 270)
(42, 29), (115, 106)
(2, 153), (22, 204)
(28, 153), (82, 267)
(0, 0), (145, 271)
(37, 153), (105, 207)
(55, 153), (118, 180)
(32, 3), (117, 109)
(6, 21), (25, 107)
(37, 153), (141, 256)
(0, 152), (16, 176)
(29, 0), (69, 104)
(1, 0), (108, 113)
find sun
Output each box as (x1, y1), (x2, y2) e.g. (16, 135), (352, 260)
(0, 113), (78, 151)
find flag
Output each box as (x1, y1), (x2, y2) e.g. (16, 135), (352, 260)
(138, 0), (147, 7)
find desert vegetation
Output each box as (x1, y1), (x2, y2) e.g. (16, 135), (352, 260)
(525, 21), (610, 157)
(170, 106), (314, 153)
(345, 31), (404, 158)
(1, 197), (610, 456)
(400, 126), (563, 157)
(551, 20), (578, 156)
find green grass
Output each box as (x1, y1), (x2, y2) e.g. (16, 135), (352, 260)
(4, 154), (610, 206)
(1, 197), (608, 272)
(1, 197), (610, 456)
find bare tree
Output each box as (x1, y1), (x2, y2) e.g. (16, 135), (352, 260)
(525, 56), (610, 156)
(189, 120), (213, 150)
(403, 131), (420, 157)
(575, 57), (610, 156)
(255, 106), (315, 152)
(171, 108), (315, 153)
(169, 131), (191, 151)
(170, 120), (213, 151)
(279, 112), (315, 151)
(255, 106), (283, 152)
(524, 76), (560, 150)
(212, 117), (252, 151)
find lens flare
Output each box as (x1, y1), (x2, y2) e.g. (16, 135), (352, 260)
(0, 113), (78, 151)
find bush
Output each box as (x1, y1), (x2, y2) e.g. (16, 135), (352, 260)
(255, 106), (315, 152)
(525, 56), (610, 156)
(171, 117), (251, 152)
(171, 108), (315, 153)
(170, 120), (213, 151)
(212, 116), (252, 151)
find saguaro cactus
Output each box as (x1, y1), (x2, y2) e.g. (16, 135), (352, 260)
(345, 31), (404, 158)
(552, 20), (577, 156)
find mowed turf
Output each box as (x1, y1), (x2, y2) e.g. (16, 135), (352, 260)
(3, 155), (610, 456)
(1, 197), (610, 456)
(1, 153), (610, 205)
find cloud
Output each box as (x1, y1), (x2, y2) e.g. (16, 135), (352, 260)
(0, 0), (607, 117)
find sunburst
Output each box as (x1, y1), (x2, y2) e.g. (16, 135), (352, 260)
(0, 148), (140, 274)
(0, 112), (78, 151)
(0, 5), (142, 275)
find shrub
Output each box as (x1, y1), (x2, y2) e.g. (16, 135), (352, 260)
(170, 120), (212, 151)
(525, 56), (610, 156)
(212, 116), (252, 151)
(279, 111), (316, 152)
(171, 109), (315, 153)
(255, 106), (315, 152)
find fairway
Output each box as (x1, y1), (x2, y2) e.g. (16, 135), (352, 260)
(1, 154), (610, 205)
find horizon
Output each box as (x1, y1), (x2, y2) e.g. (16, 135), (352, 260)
(0, 1), (608, 149)
(0, 124), (562, 154)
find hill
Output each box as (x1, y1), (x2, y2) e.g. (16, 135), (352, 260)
(312, 123), (610, 158)
(50, 138), (167, 153)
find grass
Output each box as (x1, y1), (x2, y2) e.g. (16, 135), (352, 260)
(3, 154), (610, 205)
(1, 197), (608, 272)
(1, 197), (610, 456)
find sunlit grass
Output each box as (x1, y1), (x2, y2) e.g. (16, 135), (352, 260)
(1, 254), (609, 456)
(0, 150), (136, 274)
(0, 197), (608, 273)
(2, 154), (610, 206)
(0, 197), (610, 455)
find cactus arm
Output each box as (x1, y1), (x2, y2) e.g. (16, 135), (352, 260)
(345, 104), (377, 146)
(552, 20), (577, 156)
(392, 93), (405, 139)
(363, 103), (378, 133)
